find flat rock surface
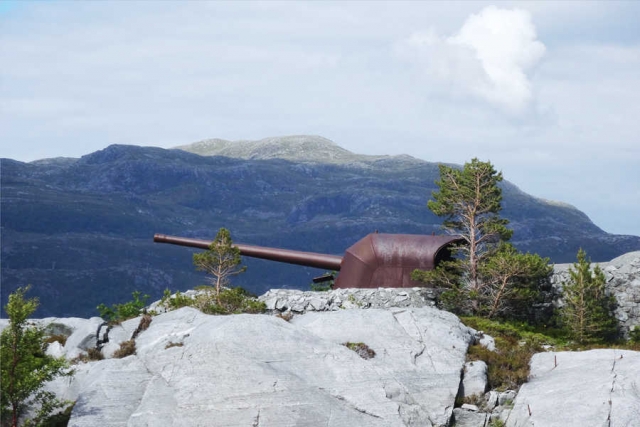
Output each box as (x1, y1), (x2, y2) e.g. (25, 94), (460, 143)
(506, 349), (640, 427)
(62, 307), (473, 427)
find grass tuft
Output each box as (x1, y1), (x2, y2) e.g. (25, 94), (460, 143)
(343, 342), (376, 360)
(113, 340), (136, 358)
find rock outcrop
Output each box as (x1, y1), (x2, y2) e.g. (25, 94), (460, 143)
(41, 306), (474, 426)
(3, 298), (640, 426)
(506, 349), (640, 427)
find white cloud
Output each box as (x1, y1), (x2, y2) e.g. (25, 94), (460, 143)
(402, 6), (545, 114)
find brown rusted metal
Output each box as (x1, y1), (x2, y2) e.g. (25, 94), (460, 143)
(153, 234), (343, 271)
(333, 233), (462, 289)
(153, 232), (462, 289)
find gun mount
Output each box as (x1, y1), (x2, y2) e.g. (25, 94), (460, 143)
(153, 233), (462, 289)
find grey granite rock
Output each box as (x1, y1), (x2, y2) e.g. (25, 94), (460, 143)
(452, 408), (487, 427)
(498, 390), (517, 406)
(56, 306), (474, 426)
(461, 361), (488, 398)
(506, 349), (640, 427)
(477, 334), (496, 352)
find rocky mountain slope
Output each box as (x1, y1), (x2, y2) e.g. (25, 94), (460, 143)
(2, 136), (639, 317)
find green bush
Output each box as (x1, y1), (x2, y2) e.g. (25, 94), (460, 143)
(160, 289), (194, 310)
(1, 286), (74, 426)
(200, 287), (266, 315)
(158, 287), (266, 316)
(97, 291), (149, 323)
(466, 337), (542, 391)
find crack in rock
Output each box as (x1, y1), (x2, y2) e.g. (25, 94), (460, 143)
(331, 394), (383, 419)
(413, 344), (426, 366)
(392, 310), (437, 371)
(606, 351), (619, 426)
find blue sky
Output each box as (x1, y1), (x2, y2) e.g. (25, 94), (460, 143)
(1, 2), (639, 236)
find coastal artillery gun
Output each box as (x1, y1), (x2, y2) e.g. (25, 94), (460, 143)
(153, 233), (462, 289)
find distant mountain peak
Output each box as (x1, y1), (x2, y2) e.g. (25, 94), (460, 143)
(174, 135), (416, 165)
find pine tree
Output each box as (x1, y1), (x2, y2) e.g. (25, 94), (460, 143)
(414, 159), (512, 314)
(427, 159), (512, 295)
(193, 228), (246, 303)
(413, 158), (551, 319)
(1, 286), (73, 427)
(560, 249), (618, 344)
(479, 243), (552, 319)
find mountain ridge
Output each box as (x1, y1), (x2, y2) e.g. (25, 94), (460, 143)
(2, 137), (639, 317)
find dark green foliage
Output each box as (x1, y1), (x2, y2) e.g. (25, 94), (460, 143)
(411, 260), (462, 289)
(0, 286), (73, 427)
(412, 260), (466, 312)
(414, 159), (552, 321)
(343, 342), (376, 360)
(559, 249), (619, 344)
(630, 328), (640, 343)
(193, 228), (247, 302)
(38, 402), (74, 427)
(97, 291), (149, 323)
(427, 159), (513, 292)
(478, 243), (552, 320)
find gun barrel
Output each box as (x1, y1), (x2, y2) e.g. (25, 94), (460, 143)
(153, 234), (343, 271)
